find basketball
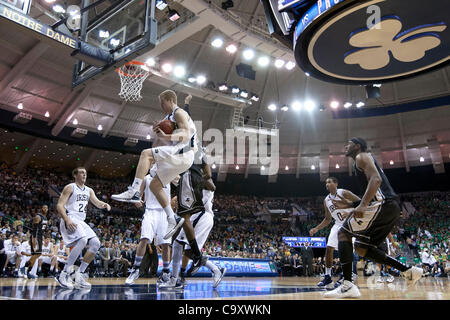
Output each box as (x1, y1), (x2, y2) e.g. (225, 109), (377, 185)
(158, 119), (175, 134)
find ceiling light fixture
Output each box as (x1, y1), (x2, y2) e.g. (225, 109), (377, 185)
(268, 104), (277, 111)
(161, 63), (173, 73)
(344, 102), (352, 108)
(168, 8), (180, 21)
(243, 49), (255, 60)
(274, 59), (285, 68)
(258, 56), (270, 67)
(211, 38), (224, 48)
(196, 75), (206, 85)
(226, 44), (237, 54)
(156, 0), (168, 10)
(292, 101), (302, 111)
(330, 101), (339, 109)
(285, 61), (296, 70)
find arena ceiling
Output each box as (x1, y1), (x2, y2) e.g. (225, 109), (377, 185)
(0, 0), (449, 180)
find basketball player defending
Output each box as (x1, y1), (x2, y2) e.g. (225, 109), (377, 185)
(161, 153), (226, 289)
(324, 138), (423, 298)
(56, 167), (110, 290)
(309, 177), (360, 288)
(125, 165), (172, 286)
(112, 90), (199, 240)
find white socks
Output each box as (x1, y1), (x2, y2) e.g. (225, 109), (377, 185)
(205, 260), (220, 275)
(63, 238), (87, 273)
(326, 267), (332, 276)
(30, 259), (39, 275)
(163, 205), (175, 221)
(79, 261), (89, 273)
(172, 241), (184, 279)
(132, 178), (143, 191)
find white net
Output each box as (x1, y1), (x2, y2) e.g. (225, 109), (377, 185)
(117, 62), (150, 102)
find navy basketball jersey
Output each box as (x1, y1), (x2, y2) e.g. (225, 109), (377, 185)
(354, 153), (398, 201)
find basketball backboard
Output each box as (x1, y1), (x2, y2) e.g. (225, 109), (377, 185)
(71, 0), (157, 88)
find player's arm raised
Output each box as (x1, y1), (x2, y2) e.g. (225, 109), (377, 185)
(57, 185), (77, 233)
(89, 189), (111, 211)
(354, 153), (382, 217)
(309, 199), (332, 236)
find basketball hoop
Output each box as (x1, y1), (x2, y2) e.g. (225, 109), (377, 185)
(116, 61), (151, 102)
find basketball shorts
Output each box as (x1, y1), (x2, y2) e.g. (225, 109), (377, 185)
(177, 169), (205, 216)
(60, 215), (97, 248)
(7, 254), (17, 264)
(341, 199), (401, 249)
(57, 257), (67, 264)
(140, 208), (171, 246)
(152, 145), (195, 186)
(176, 211), (214, 251)
(39, 255), (53, 265)
(327, 223), (344, 249)
(19, 256), (31, 268)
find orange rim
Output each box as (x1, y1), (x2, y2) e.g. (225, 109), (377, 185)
(116, 60), (150, 77)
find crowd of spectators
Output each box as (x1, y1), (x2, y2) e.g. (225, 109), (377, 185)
(0, 163), (449, 279)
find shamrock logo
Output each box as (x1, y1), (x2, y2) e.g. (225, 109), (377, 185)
(344, 19), (447, 70)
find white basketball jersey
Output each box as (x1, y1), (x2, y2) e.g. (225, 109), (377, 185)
(64, 183), (91, 221)
(144, 171), (170, 210)
(167, 106), (198, 152)
(325, 189), (350, 226)
(21, 241), (31, 255)
(41, 242), (52, 255)
(57, 245), (67, 257)
(202, 190), (214, 214)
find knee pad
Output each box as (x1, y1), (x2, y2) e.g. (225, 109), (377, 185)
(87, 237), (101, 253)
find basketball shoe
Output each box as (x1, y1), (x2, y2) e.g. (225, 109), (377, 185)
(324, 280), (361, 298)
(125, 268), (140, 286)
(163, 216), (185, 240)
(317, 274), (333, 288)
(213, 267), (226, 289)
(56, 271), (74, 290)
(73, 271), (91, 289)
(111, 187), (141, 203)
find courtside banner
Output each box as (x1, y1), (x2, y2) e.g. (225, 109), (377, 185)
(0, 3), (78, 49)
(157, 256), (278, 277)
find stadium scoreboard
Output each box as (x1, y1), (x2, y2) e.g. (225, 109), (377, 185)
(283, 237), (327, 248)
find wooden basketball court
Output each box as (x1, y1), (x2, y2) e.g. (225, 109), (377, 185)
(0, 276), (448, 300)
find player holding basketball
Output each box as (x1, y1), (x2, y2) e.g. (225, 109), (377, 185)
(112, 90), (206, 270)
(112, 90), (199, 238)
(309, 177), (360, 288)
(56, 167), (110, 290)
(324, 138), (423, 298)
(125, 164), (172, 286)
